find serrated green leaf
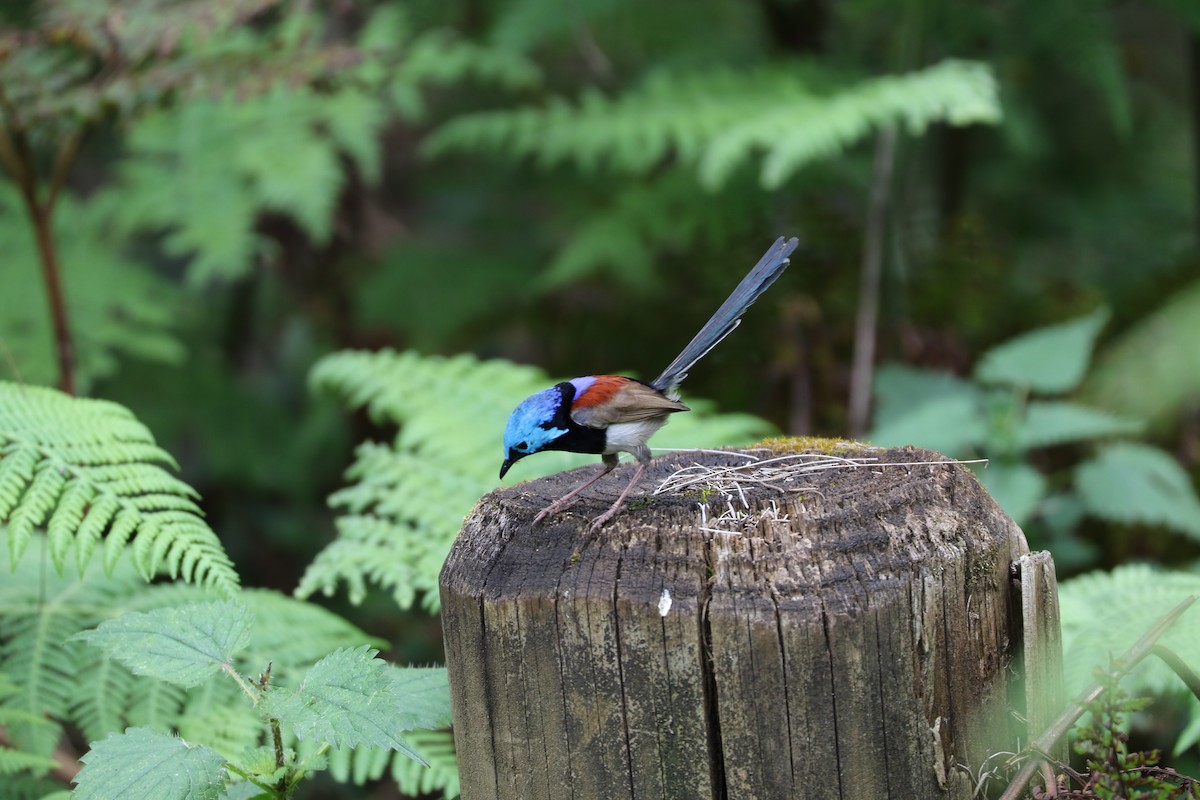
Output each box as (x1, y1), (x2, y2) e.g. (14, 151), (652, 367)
(1080, 278), (1200, 432)
(74, 727), (229, 800)
(974, 308), (1109, 393)
(260, 646), (443, 761)
(1013, 400), (1143, 450)
(75, 601), (254, 688)
(868, 391), (986, 456)
(977, 462), (1046, 524)
(1074, 443), (1200, 539)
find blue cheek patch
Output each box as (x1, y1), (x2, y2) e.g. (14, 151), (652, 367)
(503, 387), (569, 456)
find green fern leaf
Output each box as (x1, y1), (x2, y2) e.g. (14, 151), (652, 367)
(1074, 443), (1200, 539)
(302, 349), (772, 611)
(705, 60), (1001, 189)
(424, 60), (999, 191)
(0, 673), (59, 777)
(974, 308), (1109, 394)
(1059, 565), (1200, 699)
(75, 601), (254, 689)
(74, 727), (229, 800)
(114, 85), (386, 284)
(326, 728), (460, 798)
(0, 382), (239, 594)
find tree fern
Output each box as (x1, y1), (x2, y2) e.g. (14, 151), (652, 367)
(423, 59), (1000, 190)
(302, 349), (772, 612)
(0, 382), (238, 594)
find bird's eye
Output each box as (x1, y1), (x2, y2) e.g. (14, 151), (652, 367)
(517, 441), (529, 452)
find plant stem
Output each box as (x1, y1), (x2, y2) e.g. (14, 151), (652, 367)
(0, 113), (79, 395)
(24, 189), (76, 395)
(223, 662), (262, 703)
(847, 125), (897, 436)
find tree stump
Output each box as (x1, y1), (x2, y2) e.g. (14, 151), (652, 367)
(440, 445), (1062, 799)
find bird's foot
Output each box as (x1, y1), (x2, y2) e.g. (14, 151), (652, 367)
(533, 497), (576, 525)
(588, 505), (622, 532)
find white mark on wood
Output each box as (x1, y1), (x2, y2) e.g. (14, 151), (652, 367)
(658, 588), (672, 617)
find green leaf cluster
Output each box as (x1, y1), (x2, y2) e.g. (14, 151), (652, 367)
(869, 309), (1200, 565)
(0, 535), (378, 792)
(301, 348), (773, 612)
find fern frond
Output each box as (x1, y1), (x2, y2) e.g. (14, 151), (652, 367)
(424, 59), (1000, 189)
(0, 382), (238, 594)
(303, 349), (772, 612)
(0, 673), (58, 777)
(1059, 565), (1200, 702)
(542, 171), (770, 290)
(325, 728), (460, 799)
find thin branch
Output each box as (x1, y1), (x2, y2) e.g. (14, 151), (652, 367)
(1150, 644), (1200, 701)
(848, 125), (897, 436)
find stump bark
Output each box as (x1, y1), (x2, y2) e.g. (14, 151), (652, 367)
(440, 445), (1062, 799)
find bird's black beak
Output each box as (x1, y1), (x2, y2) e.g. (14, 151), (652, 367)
(499, 458), (515, 480)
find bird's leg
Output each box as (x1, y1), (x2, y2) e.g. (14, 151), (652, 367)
(533, 454), (619, 524)
(589, 460), (648, 532)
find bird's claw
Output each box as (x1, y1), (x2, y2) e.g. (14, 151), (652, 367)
(588, 510), (615, 532)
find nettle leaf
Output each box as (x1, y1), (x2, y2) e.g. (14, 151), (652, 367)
(1014, 400), (1143, 450)
(868, 391), (987, 456)
(974, 308), (1109, 394)
(1080, 277), (1200, 432)
(1075, 443), (1200, 539)
(978, 462), (1047, 525)
(261, 646), (447, 761)
(74, 727), (229, 800)
(75, 601), (253, 688)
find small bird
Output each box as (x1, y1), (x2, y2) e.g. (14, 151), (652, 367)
(500, 236), (799, 530)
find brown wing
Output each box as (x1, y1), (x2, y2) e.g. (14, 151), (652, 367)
(571, 378), (689, 428)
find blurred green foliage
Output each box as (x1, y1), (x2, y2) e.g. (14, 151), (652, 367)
(1, 0), (1200, 795)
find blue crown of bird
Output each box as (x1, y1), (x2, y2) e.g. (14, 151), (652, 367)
(500, 236), (799, 531)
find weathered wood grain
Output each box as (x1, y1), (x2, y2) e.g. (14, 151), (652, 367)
(440, 445), (1059, 799)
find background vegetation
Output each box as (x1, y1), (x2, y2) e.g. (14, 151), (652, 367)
(2, 0), (1199, 797)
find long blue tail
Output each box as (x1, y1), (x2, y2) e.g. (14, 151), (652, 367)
(651, 236), (799, 397)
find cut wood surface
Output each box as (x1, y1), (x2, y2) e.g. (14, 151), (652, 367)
(440, 444), (1057, 799)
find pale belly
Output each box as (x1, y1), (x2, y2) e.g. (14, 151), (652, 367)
(602, 417), (671, 460)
